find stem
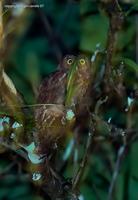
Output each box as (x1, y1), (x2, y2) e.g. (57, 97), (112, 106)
(94, 96), (108, 115)
(108, 145), (126, 200)
(104, 0), (124, 84)
(72, 132), (93, 191)
(0, 0), (3, 84)
(0, 0), (3, 50)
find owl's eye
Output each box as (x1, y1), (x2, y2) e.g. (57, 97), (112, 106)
(67, 58), (73, 65)
(79, 59), (86, 65)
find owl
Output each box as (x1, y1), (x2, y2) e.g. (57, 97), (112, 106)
(35, 55), (76, 156)
(35, 55), (93, 156)
(65, 55), (93, 116)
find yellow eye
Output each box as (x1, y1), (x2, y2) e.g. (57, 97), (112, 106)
(79, 59), (85, 65)
(67, 59), (73, 65)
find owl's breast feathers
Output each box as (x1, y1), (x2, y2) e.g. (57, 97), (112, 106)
(35, 69), (75, 155)
(37, 70), (68, 104)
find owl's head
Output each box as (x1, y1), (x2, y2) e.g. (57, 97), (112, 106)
(59, 55), (76, 70)
(77, 55), (91, 70)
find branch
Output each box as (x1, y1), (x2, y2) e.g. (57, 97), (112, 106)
(0, 0), (3, 83)
(72, 131), (93, 191)
(0, 0), (3, 50)
(103, 0), (124, 84)
(107, 144), (126, 200)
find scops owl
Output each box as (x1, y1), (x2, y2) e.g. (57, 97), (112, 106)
(65, 55), (93, 116)
(35, 55), (76, 156)
(35, 55), (93, 156)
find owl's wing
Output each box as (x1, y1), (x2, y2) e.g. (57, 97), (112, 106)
(37, 70), (67, 104)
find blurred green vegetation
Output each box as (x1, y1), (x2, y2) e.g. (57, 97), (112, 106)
(1, 0), (138, 200)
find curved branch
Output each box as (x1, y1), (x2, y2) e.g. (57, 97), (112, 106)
(103, 0), (124, 84)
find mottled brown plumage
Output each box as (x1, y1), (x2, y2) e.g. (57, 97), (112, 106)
(35, 55), (93, 156)
(35, 55), (76, 155)
(65, 55), (93, 115)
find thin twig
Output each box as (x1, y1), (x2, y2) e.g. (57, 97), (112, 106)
(0, 0), (3, 78)
(92, 183), (102, 200)
(72, 132), (93, 191)
(0, 0), (3, 50)
(115, 0), (122, 12)
(94, 96), (108, 115)
(0, 141), (29, 161)
(108, 145), (126, 200)
(0, 102), (99, 109)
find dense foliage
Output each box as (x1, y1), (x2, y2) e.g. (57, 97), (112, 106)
(0, 0), (138, 200)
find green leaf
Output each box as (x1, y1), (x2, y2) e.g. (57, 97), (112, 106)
(130, 141), (138, 178)
(128, 177), (138, 200)
(80, 14), (108, 52)
(124, 58), (138, 73)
